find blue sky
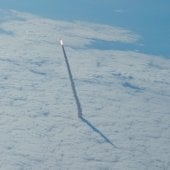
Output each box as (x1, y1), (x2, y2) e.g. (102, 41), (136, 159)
(0, 0), (170, 57)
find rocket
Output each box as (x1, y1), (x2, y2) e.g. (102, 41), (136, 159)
(60, 39), (64, 46)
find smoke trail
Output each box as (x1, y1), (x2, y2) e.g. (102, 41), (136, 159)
(60, 40), (82, 118)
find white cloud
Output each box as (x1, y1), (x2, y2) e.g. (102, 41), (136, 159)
(0, 10), (169, 170)
(0, 10), (139, 49)
(114, 9), (125, 14)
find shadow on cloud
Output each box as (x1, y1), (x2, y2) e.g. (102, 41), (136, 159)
(0, 28), (14, 36)
(80, 116), (117, 148)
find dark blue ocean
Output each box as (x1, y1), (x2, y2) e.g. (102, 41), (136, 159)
(0, 0), (169, 58)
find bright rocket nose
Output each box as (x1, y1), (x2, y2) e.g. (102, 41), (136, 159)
(60, 39), (63, 46)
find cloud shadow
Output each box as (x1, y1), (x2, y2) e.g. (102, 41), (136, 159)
(0, 28), (14, 36)
(80, 116), (118, 148)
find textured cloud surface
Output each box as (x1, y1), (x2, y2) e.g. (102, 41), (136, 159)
(0, 10), (170, 170)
